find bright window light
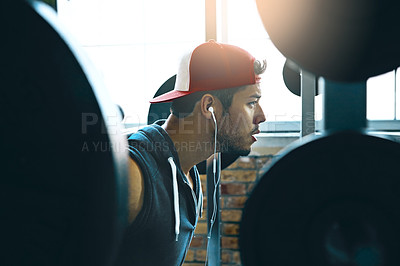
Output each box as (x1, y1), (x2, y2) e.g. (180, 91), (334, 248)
(57, 0), (398, 129)
(57, 0), (205, 126)
(367, 70), (396, 120)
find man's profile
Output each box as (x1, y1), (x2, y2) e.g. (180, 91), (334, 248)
(115, 40), (266, 266)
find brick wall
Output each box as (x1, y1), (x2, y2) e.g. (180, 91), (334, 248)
(183, 154), (274, 266)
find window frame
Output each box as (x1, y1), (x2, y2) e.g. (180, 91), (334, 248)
(55, 0), (400, 134)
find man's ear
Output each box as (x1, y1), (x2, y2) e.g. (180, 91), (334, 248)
(200, 94), (214, 120)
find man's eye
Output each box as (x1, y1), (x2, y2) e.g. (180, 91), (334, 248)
(248, 101), (257, 108)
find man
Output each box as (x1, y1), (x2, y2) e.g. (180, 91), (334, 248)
(115, 40), (266, 265)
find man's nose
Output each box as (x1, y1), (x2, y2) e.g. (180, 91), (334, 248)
(254, 104), (266, 125)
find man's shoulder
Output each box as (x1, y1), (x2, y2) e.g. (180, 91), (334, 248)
(127, 124), (165, 141)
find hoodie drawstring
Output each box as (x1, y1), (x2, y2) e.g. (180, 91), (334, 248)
(198, 177), (203, 218)
(168, 157), (180, 241)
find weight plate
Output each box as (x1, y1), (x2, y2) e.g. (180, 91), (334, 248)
(241, 131), (400, 265)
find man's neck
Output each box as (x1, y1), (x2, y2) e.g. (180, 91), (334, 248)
(162, 114), (214, 175)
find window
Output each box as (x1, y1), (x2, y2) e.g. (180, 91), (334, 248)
(367, 70), (397, 120)
(57, 0), (399, 132)
(57, 0), (205, 125)
(221, 0), (399, 133)
(221, 0), (305, 124)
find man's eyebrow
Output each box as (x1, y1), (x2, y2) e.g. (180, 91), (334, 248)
(248, 94), (261, 99)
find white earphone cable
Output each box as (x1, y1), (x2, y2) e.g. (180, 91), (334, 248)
(205, 107), (220, 266)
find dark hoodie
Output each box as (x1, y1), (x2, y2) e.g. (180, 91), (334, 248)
(115, 121), (203, 266)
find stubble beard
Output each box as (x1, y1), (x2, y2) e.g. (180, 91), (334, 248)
(216, 114), (251, 156)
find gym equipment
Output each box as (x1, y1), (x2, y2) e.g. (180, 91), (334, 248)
(0, 1), (129, 266)
(241, 131), (400, 265)
(241, 0), (400, 265)
(147, 75), (177, 125)
(256, 0), (400, 82)
(283, 59), (319, 97)
(117, 104), (125, 122)
(283, 59), (319, 136)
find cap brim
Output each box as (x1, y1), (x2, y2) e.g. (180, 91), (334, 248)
(150, 90), (191, 103)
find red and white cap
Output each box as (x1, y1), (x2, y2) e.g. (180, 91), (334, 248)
(150, 40), (259, 103)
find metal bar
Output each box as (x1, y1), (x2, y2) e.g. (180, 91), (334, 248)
(41, 0), (57, 11)
(300, 70), (316, 137)
(394, 68), (397, 120)
(220, 0), (228, 43)
(320, 77), (367, 131)
(205, 0), (217, 41)
(206, 153), (221, 266)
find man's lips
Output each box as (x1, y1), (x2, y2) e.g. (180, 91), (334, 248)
(251, 129), (260, 141)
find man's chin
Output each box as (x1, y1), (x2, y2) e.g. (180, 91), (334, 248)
(222, 147), (250, 157)
(218, 138), (251, 156)
(238, 149), (251, 156)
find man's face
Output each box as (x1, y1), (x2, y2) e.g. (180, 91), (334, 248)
(217, 84), (266, 156)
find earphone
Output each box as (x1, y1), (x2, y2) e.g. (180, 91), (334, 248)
(208, 106), (217, 173)
(205, 106), (220, 266)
